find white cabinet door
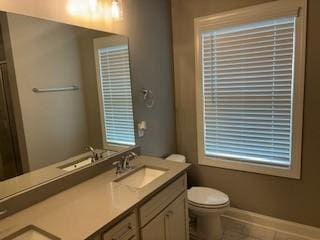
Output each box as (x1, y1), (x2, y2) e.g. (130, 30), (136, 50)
(141, 209), (166, 240)
(165, 193), (188, 240)
(141, 193), (188, 240)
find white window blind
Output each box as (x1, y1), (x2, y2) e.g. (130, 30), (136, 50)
(98, 44), (135, 146)
(201, 17), (296, 166)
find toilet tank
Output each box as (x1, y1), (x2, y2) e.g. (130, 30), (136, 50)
(165, 154), (186, 163)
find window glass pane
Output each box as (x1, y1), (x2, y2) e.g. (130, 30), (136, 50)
(98, 45), (135, 145)
(201, 17), (296, 166)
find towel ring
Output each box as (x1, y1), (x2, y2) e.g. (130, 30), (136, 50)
(142, 89), (154, 108)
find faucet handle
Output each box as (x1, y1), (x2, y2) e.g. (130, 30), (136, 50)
(87, 146), (99, 161)
(112, 161), (122, 175)
(129, 152), (138, 159)
(123, 153), (136, 170)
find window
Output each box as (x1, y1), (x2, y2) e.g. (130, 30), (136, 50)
(194, 0), (306, 178)
(94, 36), (135, 147)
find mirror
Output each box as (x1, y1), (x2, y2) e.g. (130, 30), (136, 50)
(0, 12), (136, 199)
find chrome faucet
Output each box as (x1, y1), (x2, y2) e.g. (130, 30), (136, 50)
(87, 146), (99, 162)
(122, 152), (138, 170)
(113, 152), (138, 175)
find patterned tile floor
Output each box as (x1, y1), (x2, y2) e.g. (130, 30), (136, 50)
(223, 230), (260, 240)
(190, 230), (261, 240)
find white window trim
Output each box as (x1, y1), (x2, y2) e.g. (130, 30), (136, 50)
(194, 0), (307, 179)
(94, 35), (136, 151)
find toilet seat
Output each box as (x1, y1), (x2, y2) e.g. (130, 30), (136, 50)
(188, 187), (229, 209)
(188, 200), (229, 209)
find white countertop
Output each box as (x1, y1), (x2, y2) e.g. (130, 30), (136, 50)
(0, 156), (190, 240)
(0, 149), (121, 200)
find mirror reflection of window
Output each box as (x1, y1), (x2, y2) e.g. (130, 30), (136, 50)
(94, 36), (135, 148)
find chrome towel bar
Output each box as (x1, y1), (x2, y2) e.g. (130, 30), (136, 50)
(32, 85), (79, 93)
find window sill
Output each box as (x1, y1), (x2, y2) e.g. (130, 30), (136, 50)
(198, 155), (301, 179)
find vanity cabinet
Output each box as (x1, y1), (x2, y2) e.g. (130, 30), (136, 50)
(94, 174), (188, 240)
(140, 174), (188, 240)
(139, 174), (186, 226)
(141, 193), (188, 240)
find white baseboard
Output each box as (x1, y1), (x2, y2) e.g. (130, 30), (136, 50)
(222, 207), (320, 240)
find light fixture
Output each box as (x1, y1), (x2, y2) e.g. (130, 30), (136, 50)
(111, 0), (121, 20)
(88, 0), (98, 13)
(67, 0), (123, 21)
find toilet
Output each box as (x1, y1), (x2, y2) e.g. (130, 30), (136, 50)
(166, 154), (230, 240)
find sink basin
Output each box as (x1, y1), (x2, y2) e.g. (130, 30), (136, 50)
(3, 225), (60, 240)
(58, 150), (117, 172)
(59, 158), (93, 172)
(114, 166), (167, 189)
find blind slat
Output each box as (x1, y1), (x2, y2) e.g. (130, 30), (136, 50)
(203, 22), (293, 40)
(203, 47), (293, 59)
(203, 32), (293, 46)
(203, 53), (293, 64)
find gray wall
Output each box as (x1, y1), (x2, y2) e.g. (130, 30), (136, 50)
(122, 0), (176, 157)
(171, 0), (320, 227)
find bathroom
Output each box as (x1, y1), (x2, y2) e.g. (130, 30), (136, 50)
(0, 0), (319, 239)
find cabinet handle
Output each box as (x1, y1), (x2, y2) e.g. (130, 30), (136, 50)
(112, 224), (133, 240)
(166, 210), (173, 217)
(0, 209), (7, 215)
(164, 211), (172, 240)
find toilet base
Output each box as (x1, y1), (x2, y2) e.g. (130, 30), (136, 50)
(196, 215), (223, 240)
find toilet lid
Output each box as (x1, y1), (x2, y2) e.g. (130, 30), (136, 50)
(188, 187), (229, 206)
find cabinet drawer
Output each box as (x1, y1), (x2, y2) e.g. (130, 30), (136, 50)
(103, 213), (137, 240)
(139, 174), (186, 227)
